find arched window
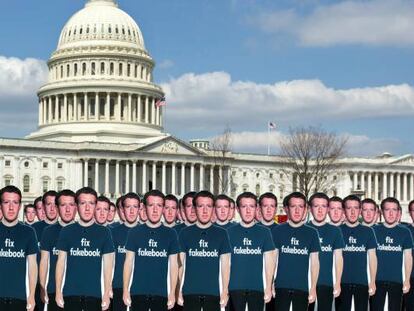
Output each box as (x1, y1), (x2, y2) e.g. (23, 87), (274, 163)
(4, 175), (13, 186)
(127, 64), (131, 77)
(134, 64), (138, 78)
(56, 178), (65, 191)
(82, 63), (87, 75)
(119, 63), (123, 76)
(110, 62), (114, 75)
(60, 65), (63, 78)
(74, 63), (78, 76)
(91, 62), (96, 75)
(141, 67), (144, 79)
(42, 178), (49, 193)
(242, 184), (249, 192)
(79, 27), (83, 35)
(100, 62), (105, 74)
(256, 184), (261, 196)
(23, 175), (30, 193)
(67, 64), (70, 77)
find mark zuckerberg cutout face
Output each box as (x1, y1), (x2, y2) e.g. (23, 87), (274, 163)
(287, 197), (307, 224)
(163, 199), (178, 224)
(58, 196), (77, 223)
(329, 201), (344, 224)
(95, 201), (110, 225)
(238, 198), (256, 224)
(124, 198), (139, 224)
(361, 203), (377, 224)
(44, 195), (58, 221)
(344, 200), (360, 224)
(146, 196), (164, 224)
(77, 193), (97, 223)
(1, 192), (21, 223)
(260, 197), (277, 222)
(195, 196), (214, 225)
(382, 202), (399, 225)
(310, 198), (329, 223)
(215, 199), (230, 222)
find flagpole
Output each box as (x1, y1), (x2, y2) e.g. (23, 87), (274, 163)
(267, 123), (270, 156)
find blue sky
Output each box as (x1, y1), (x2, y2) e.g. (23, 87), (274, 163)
(0, 0), (413, 156)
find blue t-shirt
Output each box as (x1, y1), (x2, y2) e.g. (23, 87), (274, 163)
(272, 223), (321, 292)
(228, 223), (275, 291)
(32, 221), (49, 245)
(110, 224), (132, 290)
(125, 224), (180, 297)
(179, 224), (231, 296)
(109, 221), (121, 229)
(0, 222), (39, 300)
(307, 222), (345, 287)
(172, 222), (187, 235)
(57, 223), (115, 298)
(374, 224), (413, 284)
(40, 223), (64, 294)
(258, 222), (278, 231)
(215, 222), (236, 230)
(404, 224), (414, 278)
(340, 224), (377, 285)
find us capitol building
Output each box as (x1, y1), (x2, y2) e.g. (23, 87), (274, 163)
(1, 0), (414, 219)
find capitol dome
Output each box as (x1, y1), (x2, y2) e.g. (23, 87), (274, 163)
(27, 0), (165, 144)
(57, 0), (145, 51)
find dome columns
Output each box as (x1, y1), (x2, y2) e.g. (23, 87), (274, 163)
(38, 92), (163, 127)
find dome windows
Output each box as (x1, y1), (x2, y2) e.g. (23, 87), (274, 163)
(74, 63), (78, 76)
(91, 62), (96, 75)
(82, 63), (87, 75)
(100, 62), (105, 75)
(110, 62), (114, 75)
(119, 63), (123, 76)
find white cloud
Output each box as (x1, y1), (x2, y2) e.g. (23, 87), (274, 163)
(209, 130), (402, 157)
(158, 59), (175, 69)
(0, 56), (48, 96)
(161, 71), (414, 133)
(254, 0), (414, 47)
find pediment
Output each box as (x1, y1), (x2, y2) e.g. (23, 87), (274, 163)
(138, 136), (205, 156)
(390, 155), (414, 166)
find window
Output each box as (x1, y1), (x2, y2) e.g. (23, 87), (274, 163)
(91, 62), (96, 75)
(269, 185), (275, 193)
(23, 175), (30, 193)
(74, 63), (78, 76)
(269, 173), (273, 179)
(79, 27), (83, 35)
(108, 25), (112, 34)
(256, 173), (260, 178)
(134, 64), (138, 78)
(82, 63), (87, 75)
(42, 180), (49, 193)
(256, 184), (260, 196)
(110, 63), (114, 75)
(43, 162), (48, 169)
(100, 62), (105, 75)
(86, 26), (90, 34)
(60, 65), (63, 78)
(242, 184), (249, 192)
(4, 177), (12, 186)
(57, 179), (64, 191)
(115, 26), (119, 34)
(67, 64), (70, 77)
(119, 63), (123, 76)
(243, 171), (247, 177)
(57, 163), (63, 169)
(127, 64), (131, 77)
(24, 161), (29, 168)
(5, 160), (11, 167)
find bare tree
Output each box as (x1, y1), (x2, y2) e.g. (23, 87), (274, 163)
(279, 126), (348, 198)
(210, 126), (234, 194)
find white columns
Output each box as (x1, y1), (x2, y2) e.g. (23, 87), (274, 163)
(390, 173), (395, 197)
(115, 161), (120, 196)
(210, 166), (214, 192)
(105, 160), (110, 196)
(396, 173), (401, 200)
(94, 160), (99, 193)
(42, 98), (47, 124)
(54, 96), (59, 122)
(106, 93), (110, 120)
(117, 93), (122, 120)
(152, 161), (157, 190)
(226, 167), (231, 194)
(63, 94), (67, 122)
(125, 161), (130, 193)
(95, 93), (99, 120)
(383, 172), (388, 199)
(374, 173), (379, 201)
(353, 172), (358, 190)
(132, 161), (137, 192)
(190, 163), (195, 191)
(38, 99), (42, 125)
(137, 96), (142, 122)
(219, 166), (223, 193)
(142, 161), (147, 194)
(367, 172), (372, 198)
(83, 159), (89, 187)
(151, 98), (156, 124)
(171, 162), (176, 194)
(73, 94), (78, 121)
(145, 96), (150, 123)
(200, 164), (205, 190)
(162, 162), (166, 193)
(84, 93), (88, 120)
(181, 163), (186, 195)
(403, 173), (408, 201)
(360, 172), (365, 192)
(128, 94), (132, 122)
(410, 174), (414, 201)
(48, 97), (52, 123)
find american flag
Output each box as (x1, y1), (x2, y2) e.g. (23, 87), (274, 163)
(155, 97), (166, 108)
(268, 121), (276, 130)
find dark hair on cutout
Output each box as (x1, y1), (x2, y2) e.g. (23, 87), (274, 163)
(116, 196), (124, 209)
(215, 194), (231, 207)
(329, 196), (342, 204)
(193, 191), (215, 207)
(75, 187), (97, 204)
(143, 190), (165, 206)
(97, 195), (111, 206)
(259, 192), (277, 206)
(110, 202), (116, 210)
(183, 191), (197, 206)
(122, 192), (141, 207)
(285, 192), (307, 207)
(55, 189), (76, 206)
(361, 198), (377, 210)
(229, 197), (235, 205)
(24, 204), (35, 214)
(282, 195), (289, 208)
(308, 192), (329, 206)
(42, 190), (58, 205)
(380, 197), (401, 211)
(34, 196), (42, 206)
(165, 194), (179, 206)
(0, 185), (22, 203)
(342, 195), (361, 209)
(236, 192), (257, 207)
